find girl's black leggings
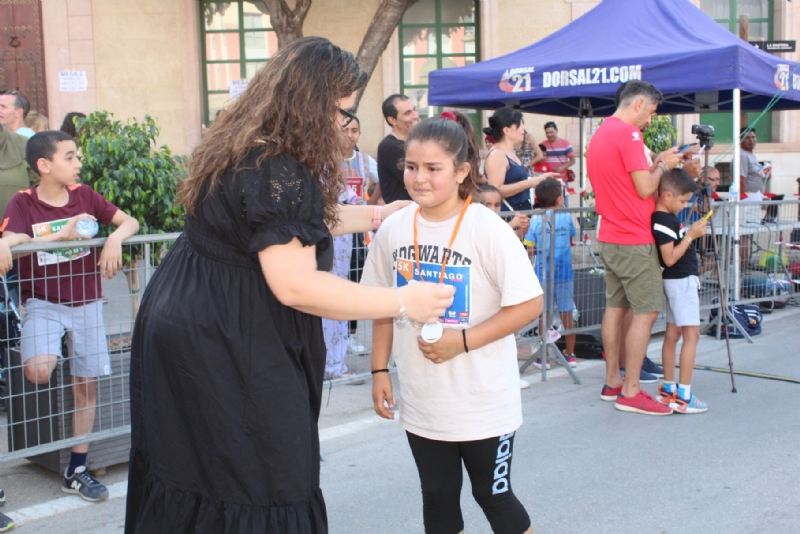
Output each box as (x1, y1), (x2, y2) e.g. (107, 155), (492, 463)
(406, 431), (531, 534)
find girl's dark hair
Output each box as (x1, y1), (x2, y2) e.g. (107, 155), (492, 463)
(478, 184), (501, 196)
(485, 107), (523, 141)
(59, 112), (86, 138)
(179, 36), (368, 225)
(406, 111), (481, 200)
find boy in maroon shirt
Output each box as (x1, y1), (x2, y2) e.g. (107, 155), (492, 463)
(0, 130), (139, 502)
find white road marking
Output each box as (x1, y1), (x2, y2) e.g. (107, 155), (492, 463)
(320, 412), (398, 442)
(3, 357), (612, 526)
(7, 481), (128, 526)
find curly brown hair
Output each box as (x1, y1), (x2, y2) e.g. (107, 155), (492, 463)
(180, 36), (368, 226)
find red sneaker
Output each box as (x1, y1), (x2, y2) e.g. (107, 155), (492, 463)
(615, 390), (673, 415)
(600, 384), (622, 402)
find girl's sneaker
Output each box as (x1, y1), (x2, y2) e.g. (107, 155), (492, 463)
(670, 393), (708, 414)
(564, 353), (577, 368)
(533, 358), (551, 370)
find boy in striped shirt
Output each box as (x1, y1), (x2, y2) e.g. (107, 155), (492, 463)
(651, 169), (709, 414)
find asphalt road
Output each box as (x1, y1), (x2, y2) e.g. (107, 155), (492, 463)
(3, 305), (799, 534)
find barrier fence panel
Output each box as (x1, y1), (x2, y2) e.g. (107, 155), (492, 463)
(323, 231), (377, 386)
(0, 234), (179, 467)
(503, 198), (800, 381)
(4, 200), (794, 462)
(717, 199), (800, 310)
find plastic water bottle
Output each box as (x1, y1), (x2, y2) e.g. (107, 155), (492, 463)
(728, 179), (739, 201)
(75, 217), (99, 238)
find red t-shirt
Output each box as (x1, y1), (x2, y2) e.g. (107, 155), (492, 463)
(1, 184), (119, 305)
(586, 117), (652, 245)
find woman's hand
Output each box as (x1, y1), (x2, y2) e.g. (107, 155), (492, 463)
(417, 328), (465, 364)
(529, 172), (560, 188)
(399, 282), (455, 324)
(380, 201), (412, 222)
(372, 372), (395, 419)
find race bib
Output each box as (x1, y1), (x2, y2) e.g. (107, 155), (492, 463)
(396, 258), (471, 325)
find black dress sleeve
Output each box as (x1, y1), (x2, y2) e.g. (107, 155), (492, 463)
(241, 154), (330, 254)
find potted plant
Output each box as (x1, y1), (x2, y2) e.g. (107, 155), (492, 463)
(74, 111), (186, 316)
(579, 190), (598, 230)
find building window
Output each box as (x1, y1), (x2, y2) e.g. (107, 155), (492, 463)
(200, 1), (277, 125)
(699, 0), (774, 142)
(399, 0), (480, 124)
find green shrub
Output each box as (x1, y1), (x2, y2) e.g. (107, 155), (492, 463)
(74, 111), (186, 237)
(643, 114), (677, 154)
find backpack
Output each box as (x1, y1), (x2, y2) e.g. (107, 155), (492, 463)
(741, 274), (791, 312)
(707, 299), (762, 339)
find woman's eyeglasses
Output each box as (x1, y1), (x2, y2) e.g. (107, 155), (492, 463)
(339, 108), (356, 128)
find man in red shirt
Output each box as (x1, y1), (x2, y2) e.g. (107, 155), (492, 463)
(587, 80), (698, 415)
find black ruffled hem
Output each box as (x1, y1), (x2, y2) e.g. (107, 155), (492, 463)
(125, 448), (328, 534)
(249, 222), (330, 253)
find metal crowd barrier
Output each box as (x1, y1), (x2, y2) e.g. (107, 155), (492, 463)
(0, 234), (179, 468)
(2, 200), (797, 461)
(502, 198), (800, 381)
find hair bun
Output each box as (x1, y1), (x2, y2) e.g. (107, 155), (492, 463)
(482, 126), (493, 136)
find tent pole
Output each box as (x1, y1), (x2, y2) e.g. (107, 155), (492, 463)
(732, 88), (741, 302)
(579, 116), (585, 207)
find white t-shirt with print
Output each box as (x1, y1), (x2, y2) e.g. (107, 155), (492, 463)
(361, 202), (542, 442)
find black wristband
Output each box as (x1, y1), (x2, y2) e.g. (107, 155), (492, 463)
(371, 369), (389, 375)
(462, 329), (469, 353)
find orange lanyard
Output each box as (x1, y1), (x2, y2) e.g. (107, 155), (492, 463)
(412, 195), (472, 284)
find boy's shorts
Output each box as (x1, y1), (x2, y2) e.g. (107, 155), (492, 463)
(553, 279), (576, 313)
(21, 299), (111, 378)
(599, 242), (664, 314)
(663, 276), (700, 327)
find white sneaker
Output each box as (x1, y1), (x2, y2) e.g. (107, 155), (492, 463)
(347, 335), (367, 355)
(519, 378), (531, 389)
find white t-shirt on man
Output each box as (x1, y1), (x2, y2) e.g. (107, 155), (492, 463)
(360, 202), (542, 442)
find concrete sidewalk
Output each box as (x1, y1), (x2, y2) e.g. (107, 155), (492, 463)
(321, 305), (800, 533)
(4, 305), (799, 533)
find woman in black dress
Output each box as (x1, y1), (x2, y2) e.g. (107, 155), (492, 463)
(124, 37), (454, 534)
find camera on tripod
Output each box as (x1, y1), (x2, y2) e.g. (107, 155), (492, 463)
(691, 124), (715, 149)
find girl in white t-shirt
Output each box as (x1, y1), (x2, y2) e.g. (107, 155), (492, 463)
(361, 112), (543, 534)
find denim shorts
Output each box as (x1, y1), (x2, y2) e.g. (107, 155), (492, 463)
(21, 299), (111, 378)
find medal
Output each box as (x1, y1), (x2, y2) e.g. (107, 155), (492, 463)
(409, 195), (472, 343)
(421, 322), (444, 343)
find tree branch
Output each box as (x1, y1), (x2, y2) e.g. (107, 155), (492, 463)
(262, 0), (312, 49)
(353, 0), (416, 111)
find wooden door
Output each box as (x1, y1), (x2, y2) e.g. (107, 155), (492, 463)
(0, 0), (47, 114)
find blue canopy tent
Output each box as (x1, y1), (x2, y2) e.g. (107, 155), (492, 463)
(428, 0), (800, 302)
(428, 0), (800, 117)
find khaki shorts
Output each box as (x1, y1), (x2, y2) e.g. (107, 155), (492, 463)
(599, 242), (664, 314)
